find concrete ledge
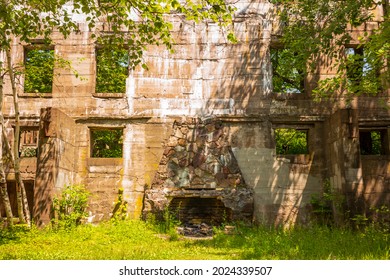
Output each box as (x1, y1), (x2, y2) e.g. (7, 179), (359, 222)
(19, 92), (53, 98)
(92, 92), (124, 98)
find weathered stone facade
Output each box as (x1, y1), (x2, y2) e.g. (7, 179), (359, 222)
(143, 117), (254, 224)
(0, 1), (389, 226)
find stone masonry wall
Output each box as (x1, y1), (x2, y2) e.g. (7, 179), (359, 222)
(144, 117), (253, 223)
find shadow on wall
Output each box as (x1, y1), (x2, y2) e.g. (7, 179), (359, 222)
(33, 107), (79, 226)
(196, 2), (325, 227)
(354, 96), (390, 218)
(33, 108), (57, 226)
(228, 130), (322, 227)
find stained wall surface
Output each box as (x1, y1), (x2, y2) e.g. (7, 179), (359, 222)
(0, 1), (389, 226)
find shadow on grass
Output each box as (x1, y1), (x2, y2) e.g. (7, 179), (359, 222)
(183, 224), (390, 260)
(0, 224), (32, 245)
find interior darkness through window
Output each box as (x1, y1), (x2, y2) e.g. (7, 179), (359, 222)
(359, 130), (386, 155)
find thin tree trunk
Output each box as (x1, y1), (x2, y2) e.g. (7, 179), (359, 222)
(0, 63), (14, 227)
(0, 171), (13, 227)
(0, 118), (14, 227)
(5, 48), (30, 226)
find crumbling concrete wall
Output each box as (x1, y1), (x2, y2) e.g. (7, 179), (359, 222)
(34, 108), (78, 225)
(0, 1), (389, 226)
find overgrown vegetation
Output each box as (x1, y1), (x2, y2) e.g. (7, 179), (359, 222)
(275, 128), (308, 154)
(270, 48), (305, 94)
(1, 180), (388, 259)
(24, 48), (55, 93)
(52, 184), (90, 229)
(271, 0), (389, 101)
(90, 129), (123, 158)
(0, 219), (388, 260)
(309, 179), (390, 234)
(95, 48), (129, 93)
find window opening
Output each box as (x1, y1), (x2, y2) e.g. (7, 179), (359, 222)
(90, 128), (123, 158)
(96, 48), (129, 93)
(24, 47), (54, 93)
(275, 128), (308, 155)
(19, 127), (39, 157)
(345, 46), (381, 94)
(270, 48), (305, 94)
(359, 130), (386, 155)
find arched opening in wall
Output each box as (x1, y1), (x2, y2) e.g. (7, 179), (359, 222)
(168, 197), (232, 226)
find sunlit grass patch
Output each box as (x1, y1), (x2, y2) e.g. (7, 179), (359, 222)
(0, 221), (388, 260)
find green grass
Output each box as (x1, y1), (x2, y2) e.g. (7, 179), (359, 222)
(0, 221), (388, 260)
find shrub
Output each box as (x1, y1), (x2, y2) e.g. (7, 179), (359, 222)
(52, 184), (90, 229)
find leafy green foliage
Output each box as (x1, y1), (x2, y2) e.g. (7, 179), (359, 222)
(96, 48), (129, 93)
(91, 129), (123, 158)
(271, 48), (304, 93)
(52, 184), (90, 229)
(345, 47), (382, 96)
(90, 0), (236, 70)
(24, 49), (54, 93)
(275, 128), (308, 154)
(271, 0), (389, 100)
(370, 131), (384, 155)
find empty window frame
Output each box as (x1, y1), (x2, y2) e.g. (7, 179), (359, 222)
(345, 46), (381, 94)
(95, 48), (129, 93)
(19, 127), (39, 157)
(270, 48), (305, 94)
(90, 128), (123, 158)
(359, 129), (387, 155)
(24, 46), (55, 93)
(275, 128), (308, 155)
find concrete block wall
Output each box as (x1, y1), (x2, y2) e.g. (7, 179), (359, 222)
(0, 1), (388, 226)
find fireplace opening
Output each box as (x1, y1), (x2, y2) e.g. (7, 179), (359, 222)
(168, 197), (232, 226)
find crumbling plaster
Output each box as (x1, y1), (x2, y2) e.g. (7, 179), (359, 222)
(0, 1), (389, 226)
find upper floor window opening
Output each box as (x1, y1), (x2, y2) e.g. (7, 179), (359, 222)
(24, 46), (54, 94)
(95, 47), (129, 94)
(270, 47), (305, 94)
(345, 46), (382, 95)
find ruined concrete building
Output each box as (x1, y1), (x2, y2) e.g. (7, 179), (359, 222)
(0, 1), (389, 226)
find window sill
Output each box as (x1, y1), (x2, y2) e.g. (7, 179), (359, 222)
(87, 157), (123, 166)
(275, 154), (311, 164)
(272, 92), (307, 100)
(92, 92), (124, 98)
(87, 157), (123, 174)
(19, 92), (53, 98)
